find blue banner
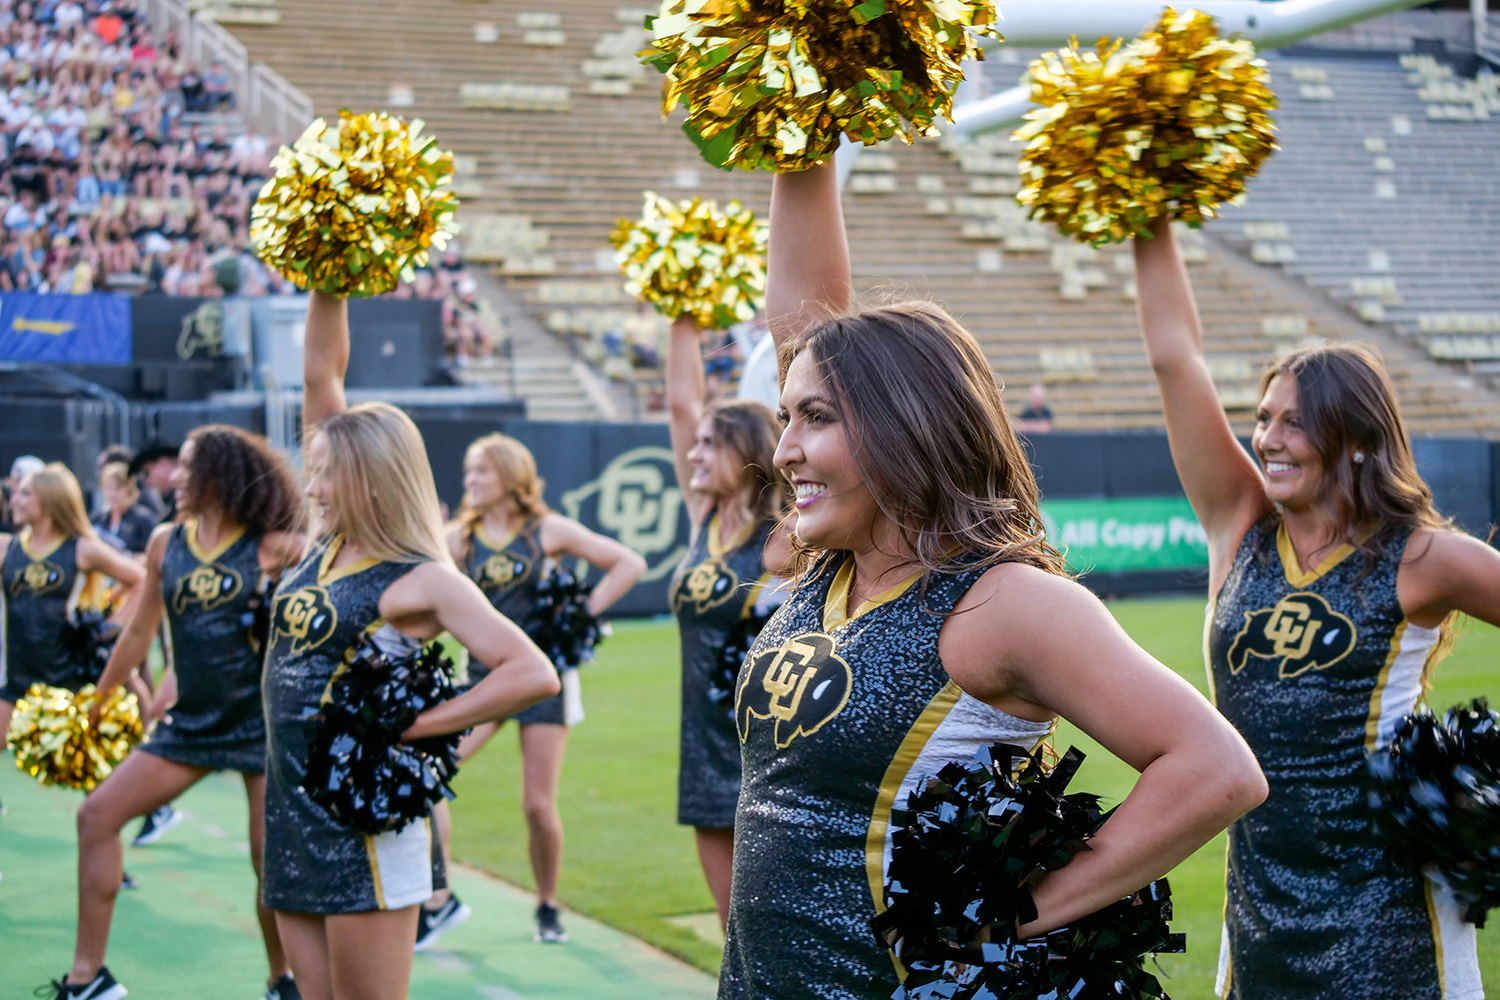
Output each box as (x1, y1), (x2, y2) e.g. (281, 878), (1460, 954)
(0, 293), (131, 364)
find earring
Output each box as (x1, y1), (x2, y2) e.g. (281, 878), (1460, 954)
(1353, 451), (1366, 464)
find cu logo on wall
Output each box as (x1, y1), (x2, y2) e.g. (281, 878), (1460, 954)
(561, 445), (686, 583)
(176, 301), (225, 359)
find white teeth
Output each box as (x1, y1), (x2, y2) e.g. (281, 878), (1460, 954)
(795, 483), (826, 499)
(1265, 462), (1298, 474)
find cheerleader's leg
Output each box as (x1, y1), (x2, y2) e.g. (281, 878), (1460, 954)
(243, 773), (292, 988)
(326, 907), (421, 1000)
(518, 721), (568, 904)
(425, 719), (501, 911)
(70, 750), (208, 984)
(274, 912), (331, 1000)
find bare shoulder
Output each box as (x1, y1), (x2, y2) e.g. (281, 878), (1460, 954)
(950, 560), (1099, 623)
(1400, 526), (1500, 598)
(259, 530), (308, 572)
(443, 520), (468, 558)
(144, 522), (175, 564)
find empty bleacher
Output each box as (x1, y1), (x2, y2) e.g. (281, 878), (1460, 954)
(221, 0), (1500, 434)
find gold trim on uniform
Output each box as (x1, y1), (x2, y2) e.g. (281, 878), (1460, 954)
(318, 535), (381, 586)
(822, 557), (924, 633)
(864, 681), (964, 980)
(18, 527), (64, 563)
(1275, 522), (1370, 589)
(185, 518), (247, 564)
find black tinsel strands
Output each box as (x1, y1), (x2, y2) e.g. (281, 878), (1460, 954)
(301, 636), (462, 835)
(707, 611), (770, 716)
(524, 569), (606, 671)
(242, 575), (274, 655)
(874, 743), (1183, 1000)
(59, 608), (120, 691)
(1367, 698), (1500, 927)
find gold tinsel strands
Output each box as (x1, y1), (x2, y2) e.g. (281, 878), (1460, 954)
(642, 0), (999, 171)
(611, 192), (767, 328)
(1015, 8), (1277, 246)
(6, 683), (142, 791)
(250, 111), (459, 297)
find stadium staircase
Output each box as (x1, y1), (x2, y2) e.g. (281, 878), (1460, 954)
(222, 0), (1500, 434)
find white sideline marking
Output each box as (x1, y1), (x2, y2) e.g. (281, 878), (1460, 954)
(476, 986), (527, 1000)
(197, 822), (228, 839)
(424, 949), (473, 973)
(230, 839), (250, 856)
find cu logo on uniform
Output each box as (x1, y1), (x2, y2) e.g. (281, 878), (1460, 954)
(736, 632), (853, 748)
(271, 586), (338, 655)
(173, 564), (242, 614)
(1227, 592), (1357, 678)
(562, 445), (686, 583)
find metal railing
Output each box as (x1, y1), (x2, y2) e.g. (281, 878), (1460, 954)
(140, 0), (315, 140)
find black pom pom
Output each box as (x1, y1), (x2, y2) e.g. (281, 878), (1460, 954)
(241, 575), (274, 655)
(58, 608), (120, 690)
(1367, 699), (1500, 927)
(301, 636), (464, 835)
(708, 611), (771, 715)
(524, 569), (606, 671)
(873, 743), (1183, 1000)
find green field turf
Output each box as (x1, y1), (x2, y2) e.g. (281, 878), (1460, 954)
(450, 597), (1500, 992)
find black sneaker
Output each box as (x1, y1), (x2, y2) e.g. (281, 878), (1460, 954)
(414, 894), (472, 952)
(119, 871), (138, 890)
(263, 974), (301, 1000)
(37, 967), (128, 999)
(131, 805), (183, 847)
(534, 902), (569, 943)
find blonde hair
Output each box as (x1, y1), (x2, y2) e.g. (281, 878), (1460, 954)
(99, 461), (139, 505)
(310, 402), (450, 565)
(454, 434), (547, 555)
(25, 463), (96, 540)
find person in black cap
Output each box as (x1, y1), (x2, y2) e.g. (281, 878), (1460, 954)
(129, 441), (180, 523)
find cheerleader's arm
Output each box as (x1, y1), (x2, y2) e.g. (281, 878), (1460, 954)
(944, 562), (1268, 938)
(302, 289), (350, 431)
(92, 525), (170, 719)
(766, 161), (850, 362)
(538, 513), (647, 616)
(383, 561), (560, 739)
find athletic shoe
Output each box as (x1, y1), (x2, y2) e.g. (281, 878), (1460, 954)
(119, 871), (138, 890)
(414, 894), (472, 952)
(131, 805), (183, 846)
(263, 974), (301, 1000)
(39, 967), (128, 999)
(534, 902), (569, 943)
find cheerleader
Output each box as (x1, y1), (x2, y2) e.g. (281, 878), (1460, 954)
(1, 463), (144, 745)
(709, 164), (1268, 999)
(665, 314), (792, 929)
(1135, 216), (1500, 999)
(261, 291), (558, 1000)
(419, 433), (646, 949)
(49, 427), (305, 1000)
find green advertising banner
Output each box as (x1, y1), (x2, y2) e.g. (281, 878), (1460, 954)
(1040, 497), (1208, 574)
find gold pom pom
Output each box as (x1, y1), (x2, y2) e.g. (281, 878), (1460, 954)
(643, 0), (1000, 171)
(611, 192), (767, 328)
(6, 683), (142, 791)
(1015, 8), (1278, 246)
(250, 111), (460, 297)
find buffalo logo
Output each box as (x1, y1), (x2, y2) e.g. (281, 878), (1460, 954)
(13, 560), (64, 595)
(177, 301), (224, 359)
(672, 559), (738, 615)
(561, 446), (686, 584)
(1228, 592), (1357, 678)
(480, 553), (529, 591)
(173, 564), (242, 614)
(736, 631), (853, 748)
(271, 586), (338, 655)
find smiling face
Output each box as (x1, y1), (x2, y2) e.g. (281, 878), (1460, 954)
(773, 351), (880, 551)
(170, 437), (195, 514)
(462, 446), (506, 511)
(686, 416), (743, 498)
(1252, 373), (1326, 510)
(302, 431), (335, 533)
(9, 474), (39, 527)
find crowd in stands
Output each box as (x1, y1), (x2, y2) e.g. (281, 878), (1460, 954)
(0, 0), (498, 361)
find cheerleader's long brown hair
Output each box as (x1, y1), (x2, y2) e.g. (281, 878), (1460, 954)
(454, 434), (549, 563)
(780, 300), (1069, 582)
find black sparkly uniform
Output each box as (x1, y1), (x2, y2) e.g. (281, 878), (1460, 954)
(720, 554), (1053, 999)
(672, 509), (786, 828)
(461, 519), (565, 726)
(141, 521), (269, 774)
(1, 532), (85, 701)
(1209, 519), (1481, 1000)
(261, 535), (444, 914)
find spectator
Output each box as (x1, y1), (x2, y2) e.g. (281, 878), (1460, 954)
(1016, 383), (1055, 433)
(92, 459), (155, 552)
(127, 438), (178, 521)
(1, 454), (45, 532)
(4, 189), (45, 232)
(16, 110), (52, 151)
(202, 59), (232, 110)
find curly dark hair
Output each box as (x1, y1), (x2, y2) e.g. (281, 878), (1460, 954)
(181, 424), (303, 534)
